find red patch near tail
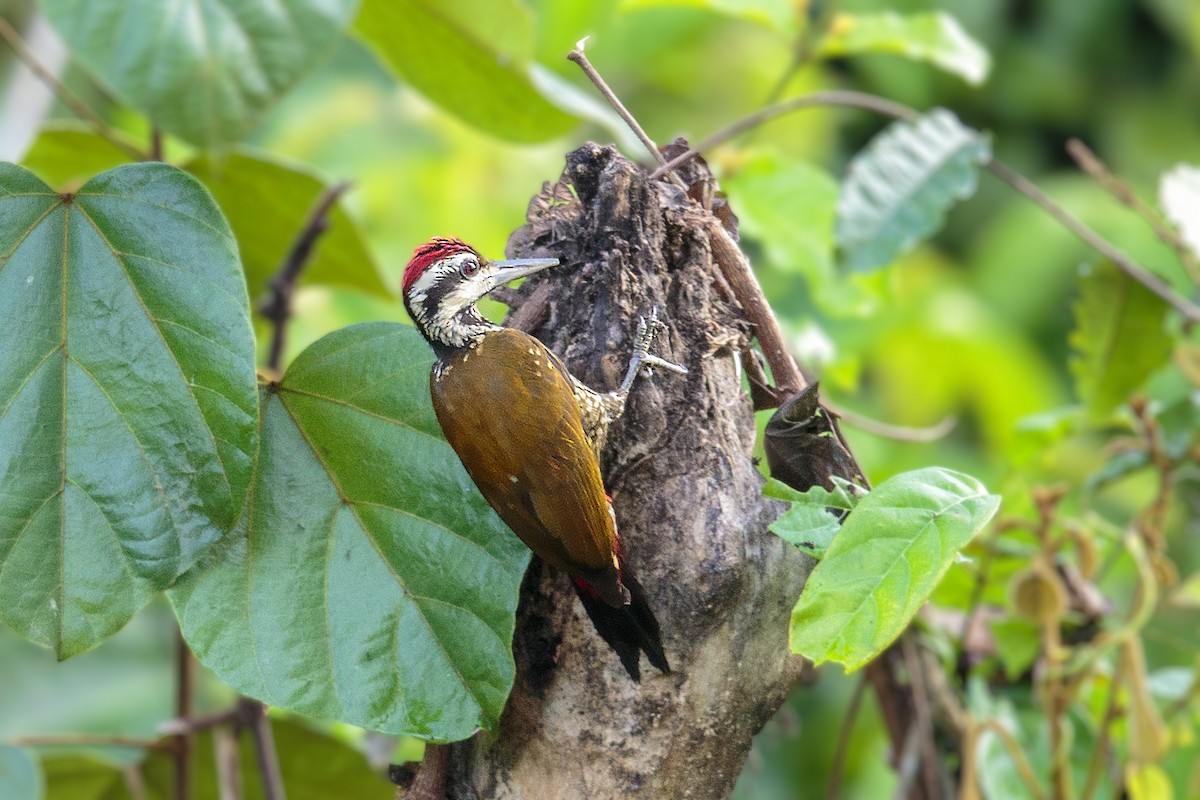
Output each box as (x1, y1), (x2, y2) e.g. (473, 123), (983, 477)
(402, 237), (478, 294)
(573, 577), (600, 599)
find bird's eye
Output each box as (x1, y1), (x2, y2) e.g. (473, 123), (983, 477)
(460, 259), (480, 277)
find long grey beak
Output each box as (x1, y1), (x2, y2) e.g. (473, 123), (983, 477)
(490, 258), (559, 285)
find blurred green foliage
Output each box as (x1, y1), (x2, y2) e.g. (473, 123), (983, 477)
(1, 0), (1198, 797)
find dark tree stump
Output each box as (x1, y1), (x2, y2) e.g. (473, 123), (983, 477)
(446, 144), (812, 799)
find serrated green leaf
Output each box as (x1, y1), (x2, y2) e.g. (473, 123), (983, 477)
(41, 0), (359, 150)
(171, 323), (529, 741)
(816, 12), (991, 85)
(0, 745), (41, 800)
(187, 150), (389, 301)
(789, 467), (999, 670)
(836, 109), (991, 272)
(1159, 163), (1200, 260)
(0, 162), (257, 658)
(723, 153), (838, 281)
(354, 0), (576, 143)
(1070, 261), (1173, 418)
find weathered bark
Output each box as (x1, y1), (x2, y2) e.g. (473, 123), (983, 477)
(445, 145), (812, 799)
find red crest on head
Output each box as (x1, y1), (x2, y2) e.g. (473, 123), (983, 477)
(403, 237), (479, 295)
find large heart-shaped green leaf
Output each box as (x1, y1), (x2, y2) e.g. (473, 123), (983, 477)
(354, 0), (577, 143)
(40, 0), (360, 150)
(789, 467), (999, 670)
(0, 162), (257, 657)
(172, 323), (529, 740)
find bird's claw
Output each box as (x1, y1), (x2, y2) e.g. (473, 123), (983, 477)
(619, 307), (688, 395)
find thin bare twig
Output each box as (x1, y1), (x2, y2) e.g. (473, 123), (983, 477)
(0, 18), (146, 161)
(241, 699), (286, 800)
(261, 181), (352, 372)
(984, 159), (1200, 323)
(650, 90), (918, 180)
(568, 49), (667, 170)
(1066, 138), (1200, 284)
(826, 674), (868, 800)
(824, 400), (957, 443)
(647, 88), (1200, 325)
(174, 630), (195, 800)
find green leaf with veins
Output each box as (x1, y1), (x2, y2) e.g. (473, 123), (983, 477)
(836, 109), (990, 272)
(790, 467), (999, 670)
(0, 162), (257, 658)
(41, 0), (360, 150)
(354, 0), (577, 143)
(763, 478), (861, 559)
(1070, 261), (1173, 419)
(171, 323), (529, 741)
(817, 12), (991, 85)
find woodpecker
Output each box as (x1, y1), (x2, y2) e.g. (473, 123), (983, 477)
(402, 237), (685, 680)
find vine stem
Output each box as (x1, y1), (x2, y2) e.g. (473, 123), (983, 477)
(1066, 137), (1200, 284)
(0, 18), (146, 161)
(648, 90), (1200, 325)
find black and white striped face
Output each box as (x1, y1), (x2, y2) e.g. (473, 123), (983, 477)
(402, 238), (557, 351)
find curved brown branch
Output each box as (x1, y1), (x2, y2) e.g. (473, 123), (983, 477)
(261, 181), (352, 372)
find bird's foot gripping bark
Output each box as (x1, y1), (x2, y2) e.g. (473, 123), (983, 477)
(616, 307), (688, 396)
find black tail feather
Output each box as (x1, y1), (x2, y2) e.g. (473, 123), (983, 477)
(572, 567), (670, 681)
